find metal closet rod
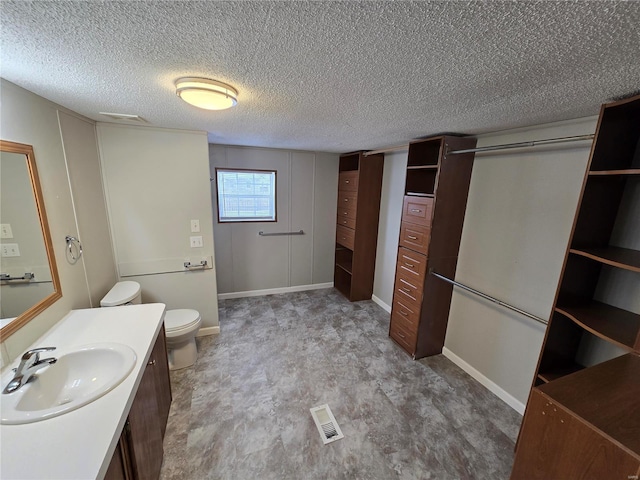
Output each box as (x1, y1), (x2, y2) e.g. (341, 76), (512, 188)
(363, 133), (594, 157)
(430, 270), (548, 326)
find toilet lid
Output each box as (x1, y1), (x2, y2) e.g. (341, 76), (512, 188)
(164, 309), (201, 331)
(100, 281), (141, 307)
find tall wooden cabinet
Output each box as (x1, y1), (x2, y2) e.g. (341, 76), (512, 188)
(389, 135), (476, 358)
(512, 95), (640, 477)
(334, 151), (384, 301)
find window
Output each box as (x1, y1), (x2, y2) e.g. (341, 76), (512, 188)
(215, 168), (277, 222)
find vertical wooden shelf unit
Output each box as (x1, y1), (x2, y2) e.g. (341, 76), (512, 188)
(389, 135), (476, 358)
(512, 94), (640, 478)
(334, 151), (384, 301)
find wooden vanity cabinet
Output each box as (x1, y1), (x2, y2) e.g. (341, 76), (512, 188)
(105, 325), (172, 480)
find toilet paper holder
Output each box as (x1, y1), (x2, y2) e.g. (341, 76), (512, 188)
(184, 260), (207, 270)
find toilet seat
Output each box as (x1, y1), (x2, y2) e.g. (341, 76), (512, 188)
(164, 309), (201, 336)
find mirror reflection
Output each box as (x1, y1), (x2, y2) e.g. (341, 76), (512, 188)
(0, 141), (61, 338)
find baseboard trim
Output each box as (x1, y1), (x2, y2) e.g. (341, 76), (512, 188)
(442, 347), (525, 415)
(197, 326), (220, 337)
(371, 295), (391, 313)
(218, 282), (334, 300)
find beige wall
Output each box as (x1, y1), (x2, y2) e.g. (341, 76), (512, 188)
(0, 80), (111, 364)
(210, 145), (338, 295)
(97, 124), (219, 332)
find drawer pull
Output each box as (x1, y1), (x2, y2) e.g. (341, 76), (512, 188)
(400, 310), (408, 316)
(342, 220), (347, 224)
(397, 332), (406, 339)
(342, 236), (347, 240)
(344, 199), (349, 202)
(401, 287), (411, 292)
(410, 209), (422, 213)
(405, 263), (415, 268)
(148, 359), (156, 366)
(345, 180), (350, 184)
(343, 212), (348, 215)
(407, 235), (418, 240)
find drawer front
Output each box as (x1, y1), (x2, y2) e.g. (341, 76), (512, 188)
(336, 224), (355, 250)
(337, 215), (356, 229)
(396, 247), (427, 280)
(402, 196), (433, 226)
(393, 269), (423, 310)
(390, 321), (417, 353)
(339, 171), (359, 192)
(391, 297), (420, 334)
(399, 222), (430, 255)
(337, 206), (357, 222)
(337, 190), (358, 209)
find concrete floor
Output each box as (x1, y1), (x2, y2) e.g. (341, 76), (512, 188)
(160, 288), (522, 479)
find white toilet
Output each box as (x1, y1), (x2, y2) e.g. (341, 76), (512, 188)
(100, 281), (202, 370)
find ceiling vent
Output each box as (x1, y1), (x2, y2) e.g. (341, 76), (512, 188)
(99, 112), (148, 123)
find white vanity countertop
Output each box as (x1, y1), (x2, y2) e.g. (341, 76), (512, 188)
(0, 303), (166, 480)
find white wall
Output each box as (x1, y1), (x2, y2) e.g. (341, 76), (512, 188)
(445, 117), (600, 410)
(210, 145), (338, 295)
(0, 80), (109, 363)
(372, 150), (407, 310)
(97, 124), (219, 333)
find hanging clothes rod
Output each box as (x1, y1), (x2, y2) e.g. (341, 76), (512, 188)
(363, 133), (594, 157)
(448, 134), (594, 155)
(430, 270), (548, 326)
(258, 230), (305, 236)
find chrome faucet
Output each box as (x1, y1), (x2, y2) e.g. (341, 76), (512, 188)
(2, 347), (57, 394)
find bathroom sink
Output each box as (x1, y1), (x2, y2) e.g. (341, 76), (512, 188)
(1, 343), (136, 425)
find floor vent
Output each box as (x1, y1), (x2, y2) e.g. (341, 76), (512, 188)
(310, 404), (344, 445)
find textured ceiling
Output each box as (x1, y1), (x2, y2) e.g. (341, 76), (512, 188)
(1, 1), (639, 153)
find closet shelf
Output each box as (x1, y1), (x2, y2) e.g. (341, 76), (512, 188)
(588, 168), (640, 176)
(405, 192), (435, 198)
(569, 246), (640, 272)
(555, 298), (640, 352)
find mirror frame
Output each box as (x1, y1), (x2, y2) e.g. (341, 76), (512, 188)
(0, 140), (62, 340)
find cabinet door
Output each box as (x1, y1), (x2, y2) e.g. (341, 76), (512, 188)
(151, 324), (172, 437)
(105, 431), (134, 480)
(511, 390), (640, 479)
(127, 358), (163, 480)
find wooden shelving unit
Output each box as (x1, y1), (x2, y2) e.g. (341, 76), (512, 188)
(513, 94), (640, 477)
(388, 135), (477, 358)
(333, 151), (384, 301)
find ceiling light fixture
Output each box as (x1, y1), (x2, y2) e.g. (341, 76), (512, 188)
(175, 77), (238, 110)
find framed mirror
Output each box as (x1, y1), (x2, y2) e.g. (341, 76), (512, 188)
(0, 140), (61, 339)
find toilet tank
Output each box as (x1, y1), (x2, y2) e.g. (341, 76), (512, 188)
(100, 281), (142, 307)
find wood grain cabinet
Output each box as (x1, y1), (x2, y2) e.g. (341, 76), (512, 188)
(389, 135), (476, 358)
(334, 151), (384, 301)
(105, 325), (172, 480)
(513, 94), (640, 478)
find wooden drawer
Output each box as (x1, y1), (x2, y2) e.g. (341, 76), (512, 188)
(391, 297), (420, 333)
(336, 224), (355, 250)
(399, 222), (430, 255)
(402, 196), (433, 226)
(337, 190), (358, 209)
(339, 171), (359, 192)
(337, 206), (357, 222)
(390, 321), (417, 353)
(336, 215), (356, 229)
(393, 269), (423, 310)
(396, 247), (427, 280)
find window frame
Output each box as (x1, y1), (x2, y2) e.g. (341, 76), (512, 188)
(215, 167), (278, 223)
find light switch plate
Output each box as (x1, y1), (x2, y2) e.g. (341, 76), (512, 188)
(1, 243), (20, 257)
(190, 219), (200, 233)
(190, 236), (203, 248)
(0, 224), (13, 239)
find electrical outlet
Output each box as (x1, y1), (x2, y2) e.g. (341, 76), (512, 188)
(0, 224), (13, 239)
(1, 243), (20, 257)
(190, 219), (200, 233)
(190, 236), (203, 248)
